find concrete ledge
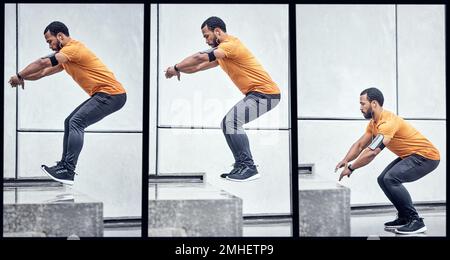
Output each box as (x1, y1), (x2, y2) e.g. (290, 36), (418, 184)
(299, 179), (351, 236)
(149, 183), (243, 237)
(3, 186), (103, 237)
(149, 227), (188, 237)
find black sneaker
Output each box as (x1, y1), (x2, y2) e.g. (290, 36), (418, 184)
(56, 160), (65, 168)
(220, 163), (244, 178)
(41, 164), (76, 185)
(226, 164), (260, 182)
(395, 217), (427, 234)
(384, 215), (409, 229)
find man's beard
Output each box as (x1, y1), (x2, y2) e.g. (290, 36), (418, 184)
(362, 108), (373, 119)
(54, 39), (63, 51)
(210, 36), (219, 47)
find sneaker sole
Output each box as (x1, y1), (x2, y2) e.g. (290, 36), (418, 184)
(41, 166), (74, 186)
(394, 226), (427, 235)
(226, 173), (261, 182)
(384, 225), (405, 230)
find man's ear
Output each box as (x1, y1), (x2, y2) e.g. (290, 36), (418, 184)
(372, 101), (377, 109)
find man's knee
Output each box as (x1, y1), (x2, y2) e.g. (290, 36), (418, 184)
(64, 116), (71, 127)
(381, 173), (400, 186)
(221, 116), (235, 132)
(220, 116), (225, 131)
(377, 174), (385, 187)
(68, 115), (85, 130)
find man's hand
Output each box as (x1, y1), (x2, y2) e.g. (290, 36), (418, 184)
(8, 75), (25, 89)
(338, 166), (352, 181)
(335, 160), (348, 173)
(335, 160), (352, 181)
(164, 66), (180, 81)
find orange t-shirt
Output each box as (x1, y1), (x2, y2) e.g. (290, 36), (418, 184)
(217, 35), (280, 95)
(366, 110), (440, 160)
(59, 39), (126, 96)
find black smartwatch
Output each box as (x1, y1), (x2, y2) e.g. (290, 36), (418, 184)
(174, 64), (179, 72)
(347, 164), (355, 173)
(16, 72), (23, 80)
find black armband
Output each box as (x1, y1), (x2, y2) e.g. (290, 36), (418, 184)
(207, 51), (216, 62)
(49, 54), (59, 67)
(200, 48), (217, 62)
(42, 53), (59, 67)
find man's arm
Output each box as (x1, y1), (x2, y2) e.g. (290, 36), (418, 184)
(183, 60), (219, 74)
(177, 49), (225, 72)
(335, 132), (372, 172)
(24, 64), (64, 81)
(348, 136), (391, 169)
(9, 53), (68, 89)
(338, 136), (391, 181)
(18, 53), (68, 79)
(165, 49), (225, 80)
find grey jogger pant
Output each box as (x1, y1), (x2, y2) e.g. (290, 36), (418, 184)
(61, 92), (127, 171)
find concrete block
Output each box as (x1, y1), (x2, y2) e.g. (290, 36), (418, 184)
(149, 183), (243, 237)
(3, 186), (103, 237)
(299, 179), (351, 236)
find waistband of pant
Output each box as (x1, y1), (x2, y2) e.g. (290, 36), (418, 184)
(246, 91), (281, 99)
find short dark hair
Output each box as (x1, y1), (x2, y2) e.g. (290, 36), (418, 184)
(44, 21), (69, 36)
(201, 16), (226, 32)
(360, 87), (384, 106)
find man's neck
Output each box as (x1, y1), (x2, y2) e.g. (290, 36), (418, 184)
(61, 37), (72, 47)
(373, 108), (383, 123)
(218, 33), (229, 43)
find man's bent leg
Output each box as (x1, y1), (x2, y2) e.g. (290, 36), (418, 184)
(64, 93), (126, 171)
(381, 154), (439, 219)
(222, 94), (276, 166)
(223, 92), (280, 181)
(61, 97), (92, 163)
(377, 157), (403, 214)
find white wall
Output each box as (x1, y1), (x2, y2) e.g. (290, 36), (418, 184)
(149, 4), (158, 175)
(153, 4), (291, 216)
(5, 4), (144, 218)
(397, 5), (446, 118)
(17, 4), (143, 131)
(297, 4), (446, 205)
(3, 4), (17, 178)
(297, 5), (397, 118)
(158, 129), (291, 215)
(158, 4), (289, 128)
(298, 120), (445, 205)
(17, 133), (142, 217)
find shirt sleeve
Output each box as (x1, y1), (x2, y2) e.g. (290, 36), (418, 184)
(59, 44), (79, 62)
(377, 121), (398, 139)
(217, 41), (236, 59)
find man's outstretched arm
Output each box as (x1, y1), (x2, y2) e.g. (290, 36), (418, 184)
(182, 59), (219, 73)
(165, 49), (225, 80)
(18, 53), (68, 79)
(9, 53), (67, 88)
(25, 64), (64, 81)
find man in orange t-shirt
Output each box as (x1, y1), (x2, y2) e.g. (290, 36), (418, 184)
(335, 87), (440, 235)
(165, 16), (281, 182)
(9, 21), (126, 185)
